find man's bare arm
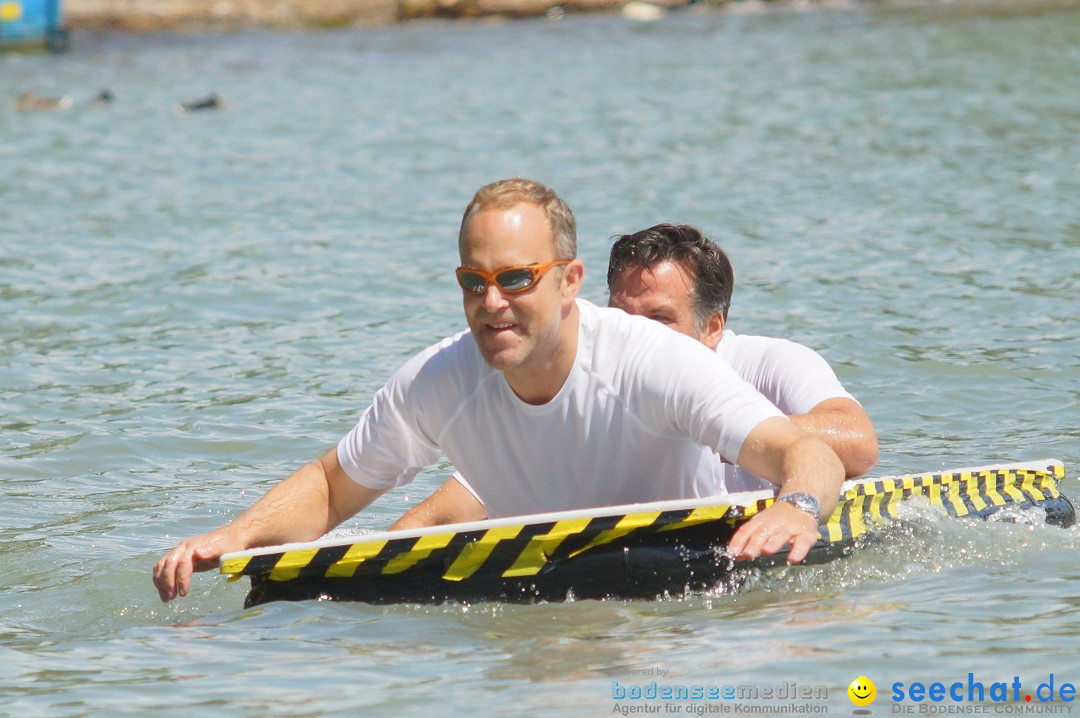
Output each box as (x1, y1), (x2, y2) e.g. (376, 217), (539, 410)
(152, 447), (385, 603)
(728, 416), (845, 563)
(390, 476), (487, 531)
(789, 397), (879, 478)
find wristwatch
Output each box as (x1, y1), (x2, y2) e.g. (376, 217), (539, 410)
(775, 492), (821, 522)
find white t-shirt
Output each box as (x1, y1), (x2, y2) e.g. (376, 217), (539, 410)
(338, 299), (782, 519)
(716, 330), (856, 491)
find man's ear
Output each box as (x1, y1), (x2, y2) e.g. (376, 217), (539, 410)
(561, 259), (585, 298)
(700, 311), (725, 350)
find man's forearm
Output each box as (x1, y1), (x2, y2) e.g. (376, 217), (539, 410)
(736, 416), (846, 520)
(788, 398), (879, 478)
(773, 434), (846, 520)
(729, 419), (845, 562)
(224, 448), (383, 549)
(390, 476), (487, 531)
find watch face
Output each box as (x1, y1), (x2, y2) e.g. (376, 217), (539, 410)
(779, 492), (819, 519)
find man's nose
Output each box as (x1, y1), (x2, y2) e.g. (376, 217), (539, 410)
(481, 283), (509, 311)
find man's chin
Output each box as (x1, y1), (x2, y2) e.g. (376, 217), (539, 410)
(474, 340), (525, 372)
(478, 350), (521, 372)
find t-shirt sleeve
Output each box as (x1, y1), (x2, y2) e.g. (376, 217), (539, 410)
(750, 338), (856, 415)
(451, 472), (483, 504)
(337, 351), (447, 491)
(617, 320), (784, 465)
(676, 355), (785, 464)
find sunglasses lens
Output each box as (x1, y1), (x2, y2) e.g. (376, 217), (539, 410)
(495, 268), (534, 292)
(458, 271), (488, 294)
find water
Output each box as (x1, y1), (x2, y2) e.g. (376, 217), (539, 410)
(2, 2), (1079, 715)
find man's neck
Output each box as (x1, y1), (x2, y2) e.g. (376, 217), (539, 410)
(504, 302), (581, 405)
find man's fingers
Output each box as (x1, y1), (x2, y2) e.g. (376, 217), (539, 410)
(729, 517), (771, 560)
(152, 543), (197, 603)
(152, 533), (235, 603)
(785, 532), (817, 564)
(152, 557), (172, 602)
(191, 545), (223, 572)
(727, 522), (752, 558)
(727, 503), (820, 563)
(762, 529), (796, 556)
(727, 521), (752, 559)
(175, 552), (194, 598)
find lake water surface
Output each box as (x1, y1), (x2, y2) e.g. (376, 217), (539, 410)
(2, 2), (1079, 715)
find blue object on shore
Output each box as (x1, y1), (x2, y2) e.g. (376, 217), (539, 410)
(0, 0), (68, 52)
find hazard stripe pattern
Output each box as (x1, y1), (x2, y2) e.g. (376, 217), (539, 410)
(219, 462), (1066, 584)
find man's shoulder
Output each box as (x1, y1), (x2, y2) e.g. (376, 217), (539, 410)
(394, 326), (488, 386)
(577, 297), (624, 327)
(717, 329), (853, 411)
(582, 299), (715, 362)
(582, 298), (695, 342)
(579, 297), (648, 344)
(718, 330), (822, 362)
(578, 301), (732, 398)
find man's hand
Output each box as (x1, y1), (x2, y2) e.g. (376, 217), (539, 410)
(731, 416), (843, 564)
(150, 447), (386, 604)
(727, 499), (821, 564)
(153, 528), (244, 603)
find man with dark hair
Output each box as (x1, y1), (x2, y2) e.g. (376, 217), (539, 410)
(394, 223), (875, 528)
(607, 223), (735, 334)
(154, 181), (844, 603)
(607, 224), (877, 488)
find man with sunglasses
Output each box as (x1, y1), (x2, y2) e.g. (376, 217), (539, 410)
(154, 178), (845, 604)
(393, 224), (877, 529)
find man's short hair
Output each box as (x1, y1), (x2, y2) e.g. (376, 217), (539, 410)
(607, 224), (734, 330)
(460, 178), (577, 259)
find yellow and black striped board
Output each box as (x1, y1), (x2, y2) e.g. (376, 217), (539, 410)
(220, 459), (1074, 607)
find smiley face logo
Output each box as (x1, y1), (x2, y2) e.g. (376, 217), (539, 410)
(848, 676), (876, 706)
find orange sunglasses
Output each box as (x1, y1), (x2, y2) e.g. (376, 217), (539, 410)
(455, 259), (572, 295)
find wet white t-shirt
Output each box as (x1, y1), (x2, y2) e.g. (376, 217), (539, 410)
(338, 300), (782, 518)
(716, 330), (855, 491)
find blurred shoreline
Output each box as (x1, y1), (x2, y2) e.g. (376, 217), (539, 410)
(61, 0), (1080, 31)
